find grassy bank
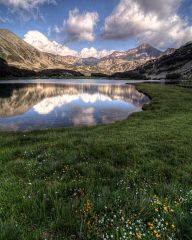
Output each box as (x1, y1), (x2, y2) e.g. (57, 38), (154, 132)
(0, 84), (192, 240)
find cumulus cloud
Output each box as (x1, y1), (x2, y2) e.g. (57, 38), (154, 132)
(52, 8), (99, 42)
(79, 47), (114, 58)
(24, 30), (77, 56)
(102, 0), (192, 48)
(23, 30), (113, 58)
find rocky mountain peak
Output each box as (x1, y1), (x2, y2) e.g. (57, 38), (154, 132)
(162, 48), (176, 56)
(137, 43), (153, 49)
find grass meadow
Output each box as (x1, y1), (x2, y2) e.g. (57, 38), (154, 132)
(0, 84), (192, 239)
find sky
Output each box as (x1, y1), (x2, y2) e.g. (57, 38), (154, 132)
(0, 0), (192, 58)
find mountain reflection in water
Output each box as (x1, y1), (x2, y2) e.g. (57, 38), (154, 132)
(0, 83), (149, 131)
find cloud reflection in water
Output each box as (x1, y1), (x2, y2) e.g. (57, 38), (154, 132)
(0, 83), (149, 131)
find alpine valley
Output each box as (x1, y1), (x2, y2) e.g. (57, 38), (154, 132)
(0, 29), (191, 79)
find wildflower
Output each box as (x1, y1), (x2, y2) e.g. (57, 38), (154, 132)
(171, 224), (175, 230)
(155, 232), (161, 238)
(87, 220), (91, 225)
(148, 222), (154, 230)
(163, 206), (169, 213)
(136, 232), (142, 239)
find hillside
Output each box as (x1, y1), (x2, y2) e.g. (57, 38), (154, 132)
(112, 42), (192, 80)
(0, 29), (84, 72)
(0, 29), (85, 77)
(0, 29), (164, 76)
(0, 29), (190, 79)
(143, 42), (192, 79)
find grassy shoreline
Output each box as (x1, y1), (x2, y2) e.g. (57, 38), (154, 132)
(0, 84), (192, 239)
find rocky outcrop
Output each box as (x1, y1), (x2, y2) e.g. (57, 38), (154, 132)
(111, 42), (192, 80)
(134, 42), (192, 79)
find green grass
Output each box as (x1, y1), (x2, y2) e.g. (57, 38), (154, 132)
(0, 84), (192, 239)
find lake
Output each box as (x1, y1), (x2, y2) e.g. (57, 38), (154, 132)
(0, 79), (150, 131)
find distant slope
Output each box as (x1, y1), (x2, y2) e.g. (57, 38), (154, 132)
(0, 29), (84, 77)
(0, 57), (84, 78)
(1, 29), (190, 79)
(107, 43), (162, 60)
(94, 43), (163, 74)
(0, 29), (164, 75)
(111, 42), (192, 80)
(0, 29), (81, 71)
(137, 42), (192, 79)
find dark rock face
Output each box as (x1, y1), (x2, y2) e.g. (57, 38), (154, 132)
(38, 69), (84, 77)
(161, 48), (176, 56)
(112, 43), (192, 80)
(0, 58), (84, 78)
(0, 58), (36, 77)
(111, 70), (147, 80)
(141, 42), (192, 79)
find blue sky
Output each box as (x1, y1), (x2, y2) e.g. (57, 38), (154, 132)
(0, 0), (192, 58)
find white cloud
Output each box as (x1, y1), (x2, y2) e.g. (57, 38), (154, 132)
(53, 8), (99, 42)
(79, 47), (114, 58)
(102, 0), (192, 48)
(24, 30), (77, 56)
(0, 0), (56, 21)
(23, 30), (113, 58)
(0, 0), (56, 11)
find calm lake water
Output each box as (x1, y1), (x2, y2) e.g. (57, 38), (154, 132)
(0, 79), (150, 131)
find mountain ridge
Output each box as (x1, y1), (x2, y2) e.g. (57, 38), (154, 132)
(112, 42), (192, 80)
(0, 29), (166, 76)
(0, 29), (190, 79)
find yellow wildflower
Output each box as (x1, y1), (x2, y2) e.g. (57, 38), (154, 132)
(163, 206), (169, 213)
(171, 224), (176, 230)
(148, 222), (154, 230)
(136, 232), (142, 239)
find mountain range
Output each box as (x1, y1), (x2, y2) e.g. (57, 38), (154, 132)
(0, 29), (191, 79)
(112, 42), (192, 80)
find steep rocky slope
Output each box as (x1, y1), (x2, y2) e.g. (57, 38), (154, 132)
(112, 42), (192, 79)
(89, 43), (163, 74)
(0, 30), (84, 77)
(137, 42), (192, 79)
(0, 29), (82, 71)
